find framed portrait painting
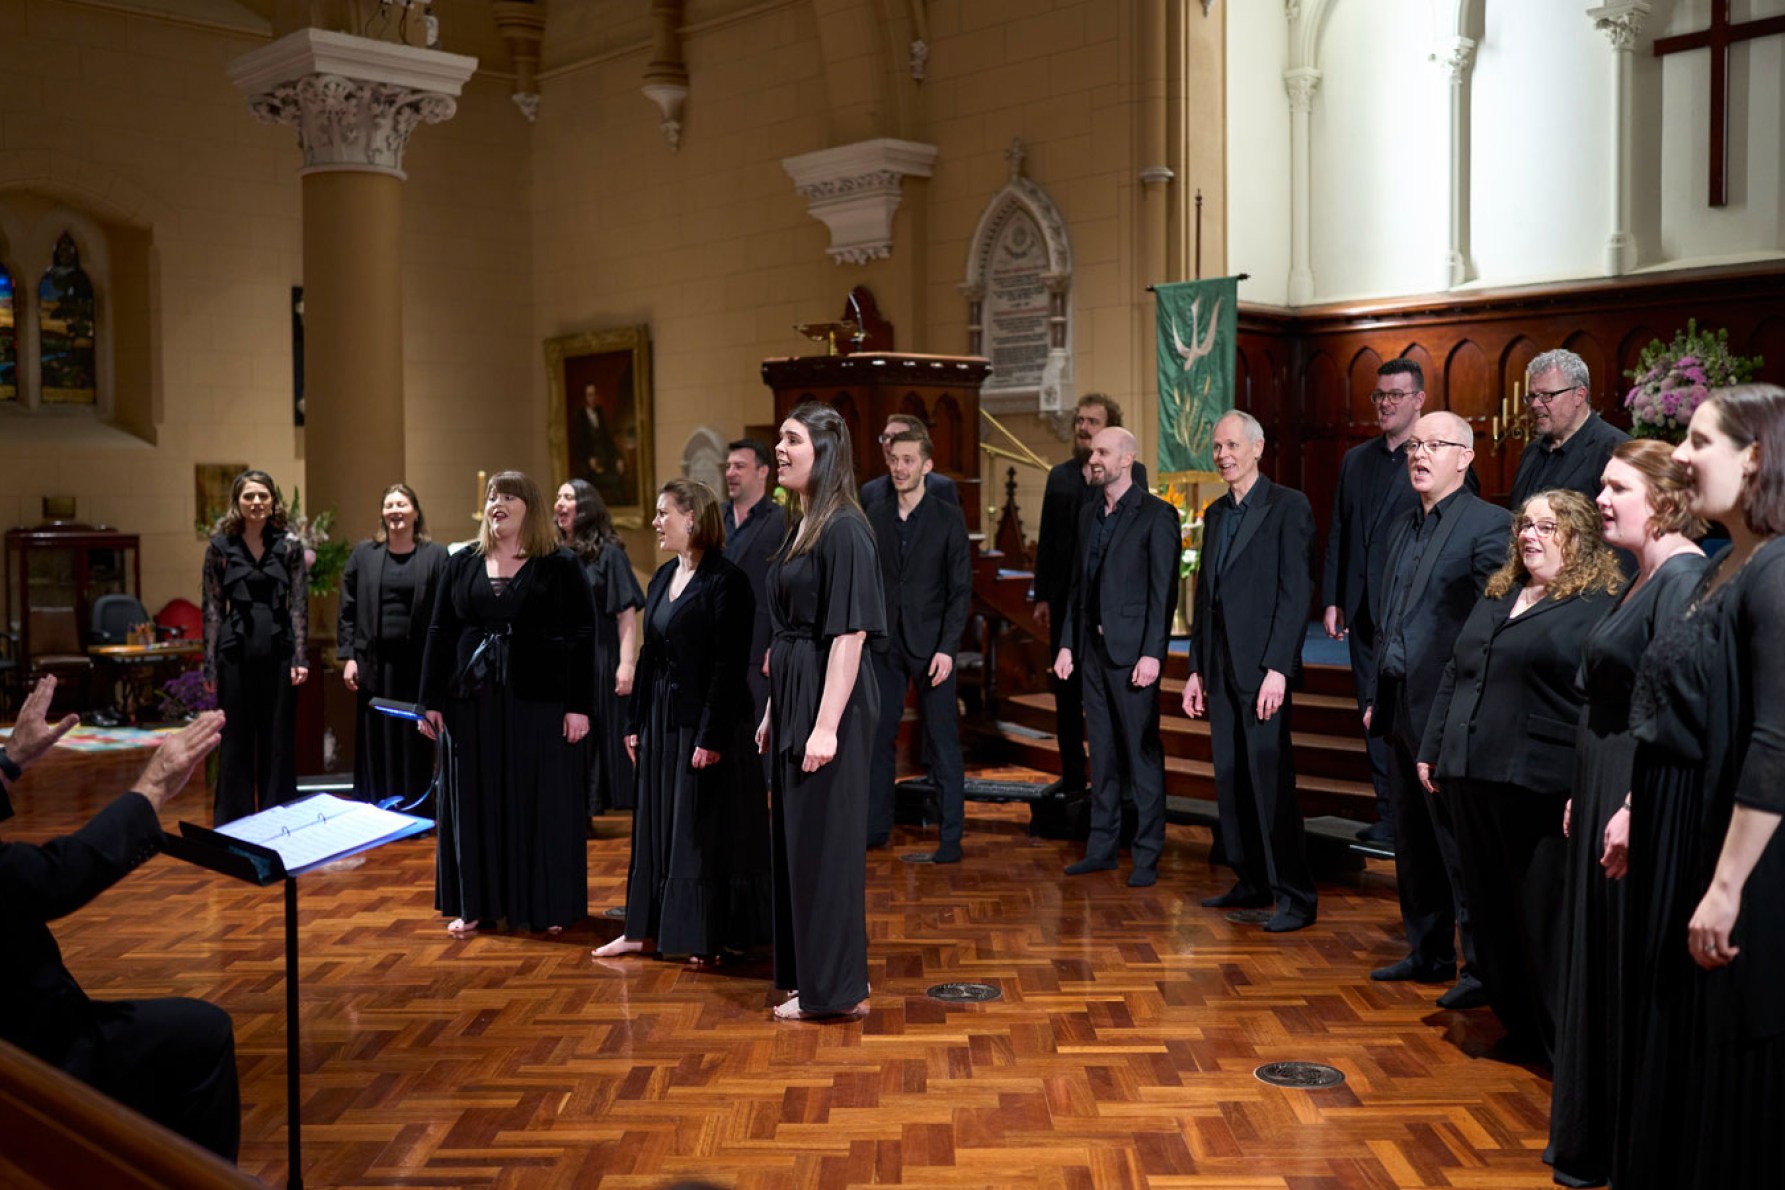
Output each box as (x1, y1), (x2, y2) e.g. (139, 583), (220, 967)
(546, 325), (654, 527)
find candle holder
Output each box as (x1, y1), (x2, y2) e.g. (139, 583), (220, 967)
(1492, 381), (1533, 449)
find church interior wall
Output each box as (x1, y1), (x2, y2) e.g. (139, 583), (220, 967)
(1225, 0), (1291, 308)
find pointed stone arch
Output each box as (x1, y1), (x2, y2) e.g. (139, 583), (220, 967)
(961, 158), (1074, 415)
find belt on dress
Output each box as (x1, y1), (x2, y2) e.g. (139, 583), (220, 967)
(452, 626), (511, 697)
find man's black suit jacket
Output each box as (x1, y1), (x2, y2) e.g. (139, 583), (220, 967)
(1059, 482), (1179, 668)
(866, 492), (971, 660)
(1033, 457), (1149, 607)
(1509, 411), (1629, 507)
(626, 552), (755, 749)
(1188, 475), (1314, 694)
(1366, 490), (1512, 746)
(1418, 587), (1610, 795)
(1, 791), (163, 1072)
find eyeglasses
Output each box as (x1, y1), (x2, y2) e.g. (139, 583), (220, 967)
(1369, 389), (1416, 406)
(877, 432), (899, 444)
(1524, 385), (1581, 407)
(1404, 438), (1469, 456)
(1515, 518), (1561, 539)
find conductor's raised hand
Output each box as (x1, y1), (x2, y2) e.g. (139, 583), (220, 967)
(134, 710), (225, 810)
(4, 676), (81, 771)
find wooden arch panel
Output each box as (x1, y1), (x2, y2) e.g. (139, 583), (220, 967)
(1445, 339), (1492, 420)
(1347, 346), (1383, 426)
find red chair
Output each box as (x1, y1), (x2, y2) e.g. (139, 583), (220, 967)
(155, 598), (203, 642)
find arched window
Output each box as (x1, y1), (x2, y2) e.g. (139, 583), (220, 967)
(38, 232), (97, 406)
(0, 260), (17, 403)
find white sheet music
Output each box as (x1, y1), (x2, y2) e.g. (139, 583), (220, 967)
(216, 793), (431, 874)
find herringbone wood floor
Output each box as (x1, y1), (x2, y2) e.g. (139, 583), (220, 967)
(12, 751), (1554, 1189)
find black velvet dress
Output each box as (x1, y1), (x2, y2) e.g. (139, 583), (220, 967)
(580, 542), (644, 813)
(1618, 540), (1785, 1190)
(621, 554), (772, 956)
(338, 540), (448, 806)
(767, 514), (885, 1014)
(421, 548), (595, 932)
(1547, 551), (1705, 1187)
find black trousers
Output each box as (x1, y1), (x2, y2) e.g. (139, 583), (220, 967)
(868, 645), (965, 848)
(1205, 642), (1317, 918)
(1343, 610), (1394, 825)
(1451, 779), (1568, 1059)
(78, 997), (241, 1161)
(214, 654), (297, 825)
(1080, 635), (1165, 871)
(1047, 599), (1087, 788)
(1386, 727), (1478, 978)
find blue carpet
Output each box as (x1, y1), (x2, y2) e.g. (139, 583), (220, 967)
(1168, 622), (1351, 669)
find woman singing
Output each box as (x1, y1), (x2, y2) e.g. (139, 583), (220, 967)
(1547, 442), (1705, 1188)
(1619, 384), (1785, 1189)
(756, 402), (885, 1021)
(593, 479), (773, 964)
(1418, 489), (1622, 1062)
(202, 469), (308, 824)
(553, 479), (643, 816)
(420, 471), (594, 937)
(338, 484), (449, 805)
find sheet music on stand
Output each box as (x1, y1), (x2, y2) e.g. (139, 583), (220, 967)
(212, 793), (432, 876)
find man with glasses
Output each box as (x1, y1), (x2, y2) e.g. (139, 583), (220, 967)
(1364, 411), (1510, 1010)
(1509, 348), (1628, 507)
(861, 412), (960, 509)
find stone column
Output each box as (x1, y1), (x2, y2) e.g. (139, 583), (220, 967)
(1589, 2), (1650, 276)
(1284, 67), (1321, 306)
(228, 30), (476, 547)
(1432, 37), (1476, 289)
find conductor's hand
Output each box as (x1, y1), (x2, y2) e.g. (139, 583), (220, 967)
(1034, 601), (1051, 630)
(691, 746), (720, 770)
(134, 710), (225, 811)
(342, 659), (360, 692)
(1417, 761), (1439, 794)
(800, 725), (838, 773)
(5, 676), (81, 772)
(1053, 648), (1073, 681)
(1182, 673), (1206, 719)
(290, 665), (309, 687)
(1255, 669), (1287, 721)
(1131, 656), (1161, 688)
(418, 710), (444, 740)
(928, 653), (954, 686)
(625, 734), (639, 765)
(1323, 605), (1346, 641)
(563, 713), (589, 744)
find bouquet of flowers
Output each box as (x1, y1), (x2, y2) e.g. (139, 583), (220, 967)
(1158, 482), (1206, 579)
(156, 667), (217, 721)
(288, 488), (351, 598)
(1623, 320), (1762, 442)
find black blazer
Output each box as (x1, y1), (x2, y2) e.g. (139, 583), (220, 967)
(1420, 587), (1610, 795)
(1366, 491), (1513, 745)
(1188, 475), (1314, 692)
(1321, 437), (1420, 623)
(721, 498), (789, 673)
(1060, 482), (1180, 668)
(420, 547), (596, 713)
(0, 792), (163, 1072)
(336, 539), (449, 666)
(1510, 411), (1629, 506)
(1033, 457), (1150, 606)
(626, 553), (755, 750)
(866, 492), (971, 659)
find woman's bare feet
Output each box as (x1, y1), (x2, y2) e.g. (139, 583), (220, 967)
(446, 918), (479, 937)
(687, 953), (724, 968)
(546, 925), (564, 936)
(772, 994), (870, 1021)
(591, 936), (649, 958)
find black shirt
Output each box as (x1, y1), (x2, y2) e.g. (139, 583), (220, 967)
(1085, 483), (1141, 628)
(1376, 485), (1469, 680)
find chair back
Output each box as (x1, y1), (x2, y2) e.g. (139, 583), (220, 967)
(29, 607), (86, 658)
(91, 594), (150, 646)
(155, 597), (203, 641)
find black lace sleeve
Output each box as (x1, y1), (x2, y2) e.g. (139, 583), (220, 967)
(286, 535), (309, 667)
(201, 537), (226, 685)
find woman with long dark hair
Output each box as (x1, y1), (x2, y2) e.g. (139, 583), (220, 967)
(755, 402), (885, 1021)
(338, 483), (449, 805)
(1618, 384), (1785, 1189)
(593, 479), (773, 963)
(202, 468), (307, 824)
(553, 478), (643, 816)
(419, 470), (595, 937)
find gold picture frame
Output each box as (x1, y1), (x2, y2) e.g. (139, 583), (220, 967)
(546, 325), (654, 528)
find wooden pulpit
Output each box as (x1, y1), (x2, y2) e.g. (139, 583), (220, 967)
(760, 352), (993, 532)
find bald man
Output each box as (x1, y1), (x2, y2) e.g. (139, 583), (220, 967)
(1363, 411), (1510, 1007)
(1053, 427), (1180, 887)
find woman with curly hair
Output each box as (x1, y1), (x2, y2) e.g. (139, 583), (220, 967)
(1417, 488), (1623, 1062)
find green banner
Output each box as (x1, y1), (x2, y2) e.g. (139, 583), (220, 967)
(1154, 276), (1239, 474)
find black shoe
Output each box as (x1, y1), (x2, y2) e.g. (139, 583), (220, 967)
(1355, 820), (1394, 844)
(1201, 888), (1271, 909)
(1370, 957), (1455, 983)
(1436, 979), (1489, 1010)
(1263, 911), (1315, 933)
(1127, 867), (1157, 887)
(866, 834), (890, 850)
(1065, 858), (1117, 876)
(929, 844), (962, 864)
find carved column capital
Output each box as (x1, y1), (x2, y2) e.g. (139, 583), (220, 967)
(1588, 2), (1649, 51)
(1283, 68), (1322, 113)
(1430, 36), (1476, 82)
(783, 138), (939, 265)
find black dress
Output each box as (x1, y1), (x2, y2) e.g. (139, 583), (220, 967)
(621, 553), (773, 955)
(202, 530), (307, 825)
(1547, 551), (1706, 1187)
(767, 513), (886, 1014)
(579, 541), (645, 813)
(338, 540), (448, 805)
(420, 547), (595, 931)
(1618, 540), (1785, 1190)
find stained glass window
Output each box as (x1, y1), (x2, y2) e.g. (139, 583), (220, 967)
(0, 262), (16, 402)
(38, 232), (97, 405)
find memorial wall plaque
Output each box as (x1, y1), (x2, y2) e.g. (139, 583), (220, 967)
(984, 210), (1051, 393)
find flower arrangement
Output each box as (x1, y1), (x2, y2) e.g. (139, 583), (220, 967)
(288, 488), (351, 598)
(1158, 481), (1207, 579)
(1623, 320), (1763, 443)
(156, 667), (217, 721)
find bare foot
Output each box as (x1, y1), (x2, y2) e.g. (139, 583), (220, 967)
(446, 918), (479, 937)
(688, 953), (724, 968)
(772, 994), (870, 1021)
(546, 925), (564, 936)
(591, 936), (649, 958)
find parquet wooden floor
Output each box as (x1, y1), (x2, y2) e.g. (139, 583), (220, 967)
(9, 753), (1557, 1189)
